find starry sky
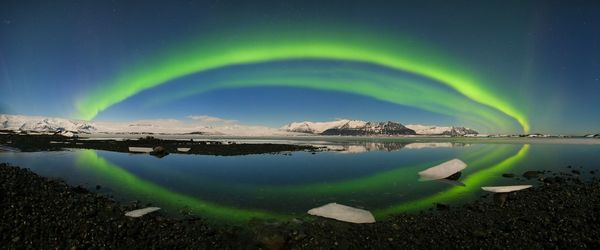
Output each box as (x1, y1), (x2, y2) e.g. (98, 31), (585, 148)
(0, 0), (598, 134)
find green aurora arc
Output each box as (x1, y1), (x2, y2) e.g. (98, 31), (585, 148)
(145, 62), (515, 131)
(75, 27), (530, 132)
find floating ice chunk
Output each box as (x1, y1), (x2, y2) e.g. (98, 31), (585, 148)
(481, 185), (532, 193)
(418, 159), (467, 181)
(307, 203), (375, 224)
(125, 207), (161, 218)
(128, 147), (153, 153)
(177, 147), (191, 152)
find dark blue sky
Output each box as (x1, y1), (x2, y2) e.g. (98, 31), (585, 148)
(0, 0), (598, 134)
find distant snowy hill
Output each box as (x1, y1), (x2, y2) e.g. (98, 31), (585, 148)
(283, 119), (478, 136)
(0, 114), (292, 136)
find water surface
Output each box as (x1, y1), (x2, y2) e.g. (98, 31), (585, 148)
(1, 139), (598, 222)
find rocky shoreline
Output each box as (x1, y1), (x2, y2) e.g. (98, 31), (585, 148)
(0, 134), (321, 156)
(1, 162), (599, 249)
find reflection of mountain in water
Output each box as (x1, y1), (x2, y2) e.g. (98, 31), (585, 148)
(328, 142), (469, 153)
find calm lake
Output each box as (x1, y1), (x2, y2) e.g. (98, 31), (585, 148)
(1, 138), (599, 223)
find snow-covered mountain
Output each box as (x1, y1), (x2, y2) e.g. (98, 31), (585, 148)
(283, 119), (478, 136)
(1, 114), (479, 137)
(0, 114), (292, 136)
(0, 114), (97, 134)
(282, 119), (415, 135)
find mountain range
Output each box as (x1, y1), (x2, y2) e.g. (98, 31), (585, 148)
(0, 114), (478, 136)
(281, 119), (478, 136)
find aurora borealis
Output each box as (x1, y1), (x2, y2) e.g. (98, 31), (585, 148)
(1, 1), (600, 134)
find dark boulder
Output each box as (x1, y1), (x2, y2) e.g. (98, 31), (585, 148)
(150, 146), (169, 158)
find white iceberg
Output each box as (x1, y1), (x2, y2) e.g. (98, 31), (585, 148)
(418, 159), (467, 181)
(125, 207), (161, 218)
(307, 203), (375, 224)
(481, 185), (532, 193)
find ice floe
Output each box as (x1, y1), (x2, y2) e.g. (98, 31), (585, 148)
(481, 185), (532, 193)
(418, 159), (467, 181)
(125, 207), (161, 218)
(307, 203), (375, 224)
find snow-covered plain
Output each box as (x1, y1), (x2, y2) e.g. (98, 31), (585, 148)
(0, 114), (294, 136)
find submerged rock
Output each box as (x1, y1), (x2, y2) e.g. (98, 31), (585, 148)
(419, 159), (467, 181)
(307, 203), (375, 224)
(493, 193), (508, 207)
(125, 207), (161, 218)
(502, 173), (515, 178)
(256, 232), (286, 250)
(436, 203), (450, 210)
(445, 171), (462, 181)
(523, 171), (541, 179)
(481, 185), (532, 193)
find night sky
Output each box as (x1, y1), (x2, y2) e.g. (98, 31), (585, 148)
(1, 0), (599, 134)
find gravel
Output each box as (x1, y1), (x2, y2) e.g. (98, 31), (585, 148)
(2, 162), (600, 249)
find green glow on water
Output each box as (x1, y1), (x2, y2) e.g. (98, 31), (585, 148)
(75, 150), (288, 221)
(373, 144), (530, 218)
(74, 144), (528, 222)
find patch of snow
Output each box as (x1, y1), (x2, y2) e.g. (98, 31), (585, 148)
(61, 131), (75, 137)
(405, 142), (454, 149)
(177, 147), (191, 152)
(281, 119), (367, 134)
(128, 147), (154, 153)
(406, 124), (452, 135)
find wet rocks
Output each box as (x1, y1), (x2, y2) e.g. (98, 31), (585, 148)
(0, 134), (321, 156)
(2, 162), (600, 249)
(0, 163), (247, 249)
